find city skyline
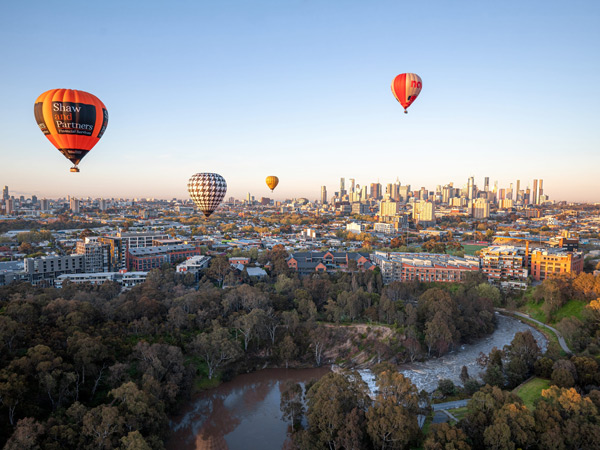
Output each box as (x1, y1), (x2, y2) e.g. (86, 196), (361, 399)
(1, 1), (599, 202)
(2, 174), (551, 205)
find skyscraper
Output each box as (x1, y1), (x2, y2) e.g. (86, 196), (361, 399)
(340, 178), (346, 197)
(533, 179), (538, 205)
(320, 186), (327, 205)
(484, 177), (489, 192)
(386, 183), (393, 199)
(370, 183), (382, 200)
(538, 179), (543, 203)
(467, 176), (475, 200)
(2, 186), (8, 201)
(516, 180), (521, 201)
(349, 178), (355, 194)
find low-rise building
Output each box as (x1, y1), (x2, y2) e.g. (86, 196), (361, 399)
(55, 271), (148, 289)
(346, 222), (365, 234)
(479, 245), (528, 290)
(530, 249), (584, 281)
(287, 251), (374, 276)
(23, 254), (85, 287)
(373, 223), (395, 234)
(127, 244), (202, 271)
(371, 251), (480, 284)
(176, 255), (211, 274)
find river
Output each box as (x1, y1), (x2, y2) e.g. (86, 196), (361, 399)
(167, 313), (546, 450)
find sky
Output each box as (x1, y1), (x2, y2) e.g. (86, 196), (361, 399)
(1, 0), (599, 202)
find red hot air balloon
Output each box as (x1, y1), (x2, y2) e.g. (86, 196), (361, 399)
(391, 73), (422, 113)
(34, 89), (108, 172)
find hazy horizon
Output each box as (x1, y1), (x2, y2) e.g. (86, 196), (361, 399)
(1, 1), (599, 202)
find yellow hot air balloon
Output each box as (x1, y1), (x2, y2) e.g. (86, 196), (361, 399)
(265, 176), (279, 192)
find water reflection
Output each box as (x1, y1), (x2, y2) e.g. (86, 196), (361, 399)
(167, 367), (330, 450)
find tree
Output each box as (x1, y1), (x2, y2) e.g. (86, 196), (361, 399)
(483, 403), (535, 450)
(366, 370), (421, 449)
(82, 405), (124, 450)
(0, 369), (26, 426)
(119, 431), (152, 450)
(206, 255), (230, 287)
(309, 326), (330, 367)
(189, 323), (240, 379)
(424, 423), (471, 450)
(460, 366), (470, 384)
(234, 309), (262, 352)
(3, 417), (45, 450)
(305, 371), (370, 450)
(551, 359), (576, 388)
(462, 385), (522, 449)
(280, 381), (305, 429)
(278, 335), (298, 369)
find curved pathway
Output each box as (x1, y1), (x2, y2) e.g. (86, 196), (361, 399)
(496, 308), (572, 355)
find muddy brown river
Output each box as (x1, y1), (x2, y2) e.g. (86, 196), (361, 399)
(167, 314), (546, 450)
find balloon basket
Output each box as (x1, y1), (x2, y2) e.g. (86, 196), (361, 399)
(70, 167), (80, 173)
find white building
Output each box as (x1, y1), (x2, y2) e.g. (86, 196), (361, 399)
(346, 222), (366, 234)
(373, 223), (394, 234)
(176, 255), (211, 274)
(55, 271), (148, 289)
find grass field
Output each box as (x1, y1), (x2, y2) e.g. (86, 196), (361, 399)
(448, 406), (468, 422)
(514, 377), (550, 410)
(462, 244), (487, 256)
(522, 300), (587, 325)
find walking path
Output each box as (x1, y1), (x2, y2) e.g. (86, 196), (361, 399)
(431, 399), (469, 411)
(496, 309), (572, 355)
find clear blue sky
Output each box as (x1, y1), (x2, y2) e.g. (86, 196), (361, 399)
(1, 0), (599, 202)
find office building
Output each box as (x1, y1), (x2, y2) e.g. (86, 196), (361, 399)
(413, 200), (435, 226)
(379, 199), (400, 217)
(472, 198), (490, 219)
(352, 202), (370, 214)
(70, 197), (80, 213)
(320, 186), (327, 204)
(467, 176), (475, 200)
(530, 249), (584, 281)
(370, 183), (382, 200)
(533, 179), (538, 205)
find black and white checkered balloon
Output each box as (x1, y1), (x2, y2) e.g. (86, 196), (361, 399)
(188, 173), (227, 218)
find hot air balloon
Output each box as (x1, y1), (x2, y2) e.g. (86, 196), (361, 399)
(391, 73), (422, 113)
(265, 176), (279, 192)
(188, 173), (227, 218)
(34, 89), (108, 172)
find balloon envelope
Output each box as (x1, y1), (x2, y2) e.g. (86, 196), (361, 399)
(34, 89), (108, 172)
(188, 173), (227, 218)
(265, 176), (279, 192)
(391, 73), (422, 113)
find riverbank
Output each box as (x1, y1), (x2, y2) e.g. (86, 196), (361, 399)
(168, 315), (548, 449)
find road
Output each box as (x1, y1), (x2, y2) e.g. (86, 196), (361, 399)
(496, 309), (572, 355)
(432, 399), (469, 411)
